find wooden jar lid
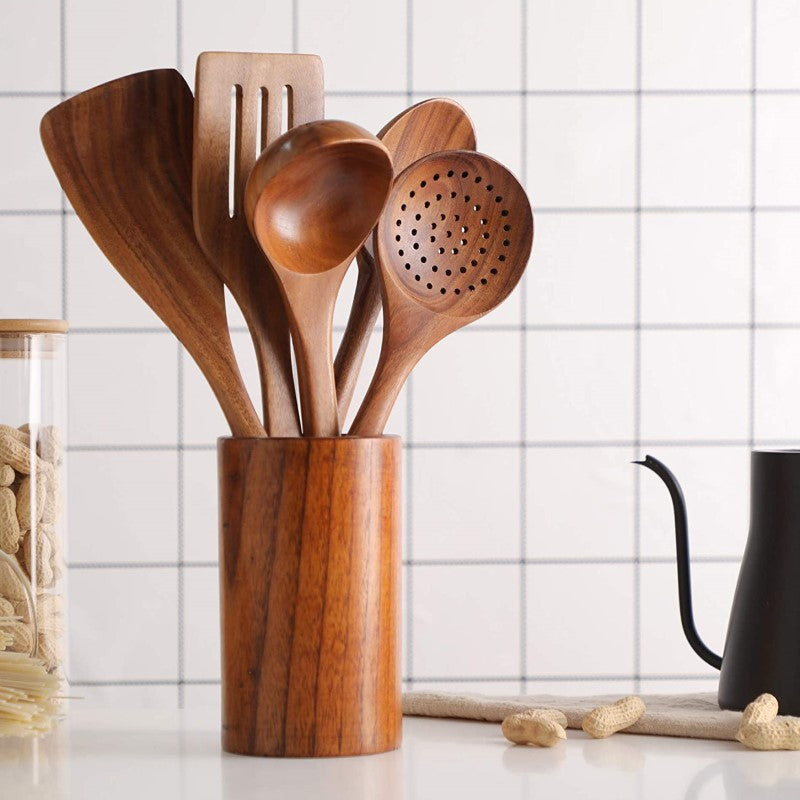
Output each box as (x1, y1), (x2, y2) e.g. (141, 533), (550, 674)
(0, 320), (68, 358)
(0, 320), (69, 335)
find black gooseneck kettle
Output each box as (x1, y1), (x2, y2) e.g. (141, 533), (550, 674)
(637, 451), (800, 715)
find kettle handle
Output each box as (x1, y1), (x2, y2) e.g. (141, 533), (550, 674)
(635, 455), (723, 670)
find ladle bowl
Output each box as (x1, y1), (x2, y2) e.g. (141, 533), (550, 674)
(245, 120), (393, 436)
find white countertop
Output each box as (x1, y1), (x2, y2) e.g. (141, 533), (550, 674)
(2, 708), (800, 799)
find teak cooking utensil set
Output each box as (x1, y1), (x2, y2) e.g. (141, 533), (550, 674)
(36, 50), (800, 754)
(42, 56), (532, 438)
(40, 52), (533, 758)
(40, 71), (265, 439)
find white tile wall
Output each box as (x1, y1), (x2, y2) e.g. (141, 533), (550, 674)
(66, 0), (178, 91)
(526, 448), (634, 559)
(754, 329), (800, 440)
(298, 0), (406, 92)
(528, 96), (637, 208)
(180, 0), (294, 76)
(412, 330), (520, 443)
(528, 0), (636, 91)
(0, 98), (64, 210)
(527, 330), (635, 441)
(412, 0), (522, 93)
(528, 213), (635, 325)
(755, 212), (800, 323)
(0, 0), (61, 92)
(757, 0), (800, 88)
(527, 563), (635, 676)
(3, 0), (798, 707)
(69, 450), (179, 564)
(641, 0), (752, 89)
(755, 96), (800, 205)
(68, 334), (179, 446)
(640, 213), (751, 325)
(69, 568), (178, 682)
(182, 567), (221, 682)
(639, 330), (750, 440)
(0, 216), (63, 318)
(412, 564), (520, 678)
(640, 96), (751, 207)
(413, 448), (521, 560)
(65, 219), (165, 329)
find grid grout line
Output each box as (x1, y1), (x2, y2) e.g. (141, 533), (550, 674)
(11, 87), (766, 98)
(60, 321), (800, 334)
(8, 204), (800, 217)
(749, 2), (758, 447)
(404, 0), (415, 691)
(65, 437), (800, 454)
(4, 87), (798, 99)
(175, 0), (185, 711)
(59, 0), (67, 321)
(67, 673), (719, 688)
(176, 343), (185, 709)
(68, 555), (743, 570)
(518, 0), (529, 696)
(632, 0), (643, 697)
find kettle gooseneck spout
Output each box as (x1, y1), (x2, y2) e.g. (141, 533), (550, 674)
(634, 455), (723, 670)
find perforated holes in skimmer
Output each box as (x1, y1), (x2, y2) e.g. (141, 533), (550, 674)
(383, 153), (530, 314)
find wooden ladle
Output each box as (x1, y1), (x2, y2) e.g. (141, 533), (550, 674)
(350, 150), (534, 436)
(334, 98), (477, 423)
(40, 70), (265, 438)
(245, 120), (393, 436)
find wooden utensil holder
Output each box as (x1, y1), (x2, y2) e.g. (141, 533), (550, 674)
(218, 436), (402, 757)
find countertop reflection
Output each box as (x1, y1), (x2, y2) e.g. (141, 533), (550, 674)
(2, 708), (800, 799)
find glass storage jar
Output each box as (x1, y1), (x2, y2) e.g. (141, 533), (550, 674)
(0, 320), (67, 682)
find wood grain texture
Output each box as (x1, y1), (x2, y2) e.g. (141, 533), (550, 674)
(245, 120), (393, 436)
(194, 53), (325, 436)
(218, 436), (402, 757)
(0, 320), (68, 334)
(334, 99), (477, 423)
(40, 69), (264, 438)
(351, 150), (534, 436)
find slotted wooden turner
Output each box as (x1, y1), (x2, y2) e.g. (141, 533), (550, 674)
(194, 52), (324, 436)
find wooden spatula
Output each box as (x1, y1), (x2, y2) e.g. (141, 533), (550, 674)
(334, 99), (476, 423)
(194, 52), (324, 437)
(40, 69), (265, 438)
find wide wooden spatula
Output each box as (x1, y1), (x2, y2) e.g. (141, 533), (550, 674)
(194, 53), (324, 436)
(40, 69), (265, 438)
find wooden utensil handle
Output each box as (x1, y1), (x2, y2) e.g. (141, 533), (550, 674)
(289, 283), (341, 436)
(293, 327), (339, 437)
(214, 365), (267, 438)
(334, 247), (382, 423)
(219, 436), (402, 758)
(349, 336), (418, 436)
(249, 297), (300, 437)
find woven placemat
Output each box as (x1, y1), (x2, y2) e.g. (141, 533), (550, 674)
(403, 691), (743, 741)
